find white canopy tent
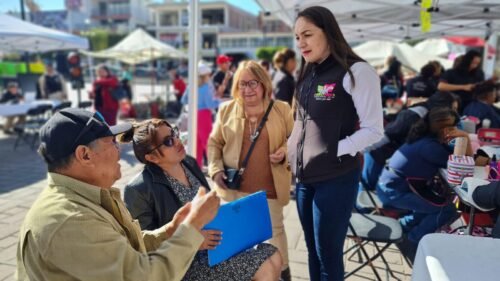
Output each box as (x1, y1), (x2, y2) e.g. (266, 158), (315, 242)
(414, 38), (467, 58)
(0, 13), (89, 52)
(81, 28), (186, 65)
(255, 0), (500, 42)
(353, 40), (453, 71)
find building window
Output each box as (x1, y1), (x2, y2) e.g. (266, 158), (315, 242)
(108, 3), (129, 16)
(201, 9), (224, 25)
(202, 33), (217, 49)
(250, 38), (262, 47)
(181, 9), (188, 26)
(160, 33), (180, 48)
(276, 37), (293, 48)
(220, 39), (230, 48)
(160, 11), (178, 26)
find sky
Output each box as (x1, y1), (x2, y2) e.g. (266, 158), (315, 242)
(0, 0), (261, 15)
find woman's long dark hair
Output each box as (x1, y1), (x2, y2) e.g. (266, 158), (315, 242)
(119, 119), (172, 164)
(295, 6), (364, 88)
(456, 50), (481, 74)
(424, 91), (460, 111)
(407, 107), (460, 144)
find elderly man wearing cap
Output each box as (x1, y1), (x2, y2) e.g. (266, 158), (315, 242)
(212, 54), (233, 99)
(182, 62), (221, 167)
(16, 108), (220, 281)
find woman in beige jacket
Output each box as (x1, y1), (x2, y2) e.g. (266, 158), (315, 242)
(208, 60), (294, 281)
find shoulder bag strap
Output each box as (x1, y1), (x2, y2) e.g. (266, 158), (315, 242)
(238, 100), (274, 175)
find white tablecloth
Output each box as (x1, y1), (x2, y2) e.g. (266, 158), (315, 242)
(412, 233), (500, 281)
(0, 100), (60, 117)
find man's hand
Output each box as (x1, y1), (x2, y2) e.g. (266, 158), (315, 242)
(199, 230), (222, 250)
(213, 171), (229, 189)
(185, 187), (220, 231)
(165, 203), (191, 238)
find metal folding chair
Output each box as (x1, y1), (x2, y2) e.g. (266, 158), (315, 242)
(344, 213), (404, 281)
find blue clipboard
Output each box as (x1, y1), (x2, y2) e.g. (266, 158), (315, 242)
(203, 191), (272, 267)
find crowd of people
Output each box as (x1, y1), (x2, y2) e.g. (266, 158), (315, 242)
(6, 4), (500, 281)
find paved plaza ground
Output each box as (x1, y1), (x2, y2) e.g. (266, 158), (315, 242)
(0, 83), (412, 280)
(0, 130), (412, 281)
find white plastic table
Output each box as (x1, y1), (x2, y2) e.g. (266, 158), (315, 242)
(412, 233), (500, 281)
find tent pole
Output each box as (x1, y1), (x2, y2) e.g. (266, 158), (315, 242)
(187, 0), (199, 159)
(150, 47), (155, 98)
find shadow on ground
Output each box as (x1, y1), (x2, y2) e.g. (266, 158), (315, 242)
(0, 136), (139, 194)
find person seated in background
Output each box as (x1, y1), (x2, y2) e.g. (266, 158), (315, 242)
(376, 107), (467, 261)
(359, 92), (459, 195)
(38, 62), (67, 101)
(380, 57), (404, 106)
(406, 62), (438, 98)
(1, 82), (25, 134)
(473, 181), (500, 238)
(463, 81), (500, 129)
(122, 119), (282, 281)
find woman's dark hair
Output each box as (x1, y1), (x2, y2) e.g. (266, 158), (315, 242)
(425, 91), (460, 111)
(456, 50), (481, 73)
(259, 60), (270, 71)
(385, 59), (402, 77)
(420, 63), (436, 79)
(273, 48), (296, 70)
(96, 64), (112, 77)
(118, 119), (172, 164)
(295, 6), (364, 88)
(407, 107), (460, 143)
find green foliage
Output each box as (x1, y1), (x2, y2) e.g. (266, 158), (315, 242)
(81, 29), (127, 51)
(256, 46), (287, 62)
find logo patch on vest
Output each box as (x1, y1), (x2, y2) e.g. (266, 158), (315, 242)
(314, 83), (336, 101)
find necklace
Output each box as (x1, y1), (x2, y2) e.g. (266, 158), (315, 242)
(248, 117), (259, 142)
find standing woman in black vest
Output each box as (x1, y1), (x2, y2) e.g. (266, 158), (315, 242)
(288, 6), (384, 281)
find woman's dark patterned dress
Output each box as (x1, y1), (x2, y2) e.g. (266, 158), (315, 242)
(164, 165), (277, 281)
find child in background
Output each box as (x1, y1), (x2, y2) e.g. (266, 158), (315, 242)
(463, 82), (500, 129)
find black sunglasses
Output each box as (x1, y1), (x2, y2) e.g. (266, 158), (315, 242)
(71, 111), (106, 149)
(146, 126), (179, 154)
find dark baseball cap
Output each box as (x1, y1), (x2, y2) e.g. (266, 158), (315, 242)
(39, 108), (132, 163)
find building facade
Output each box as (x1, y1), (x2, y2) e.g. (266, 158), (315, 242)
(65, 0), (152, 33)
(149, 1), (293, 62)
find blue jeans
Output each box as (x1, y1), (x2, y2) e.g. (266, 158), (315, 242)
(360, 152), (383, 192)
(376, 184), (457, 243)
(356, 152), (384, 212)
(296, 168), (360, 281)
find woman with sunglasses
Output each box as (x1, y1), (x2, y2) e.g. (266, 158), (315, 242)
(376, 107), (467, 261)
(122, 119), (282, 281)
(207, 60), (294, 281)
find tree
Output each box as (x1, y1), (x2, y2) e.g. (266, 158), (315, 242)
(80, 29), (127, 51)
(256, 46), (287, 62)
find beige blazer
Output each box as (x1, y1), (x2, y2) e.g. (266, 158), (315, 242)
(208, 98), (294, 206)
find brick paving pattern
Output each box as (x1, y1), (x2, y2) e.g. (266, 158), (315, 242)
(0, 130), (412, 280)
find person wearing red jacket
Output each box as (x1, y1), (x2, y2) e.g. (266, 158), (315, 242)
(89, 64), (119, 125)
